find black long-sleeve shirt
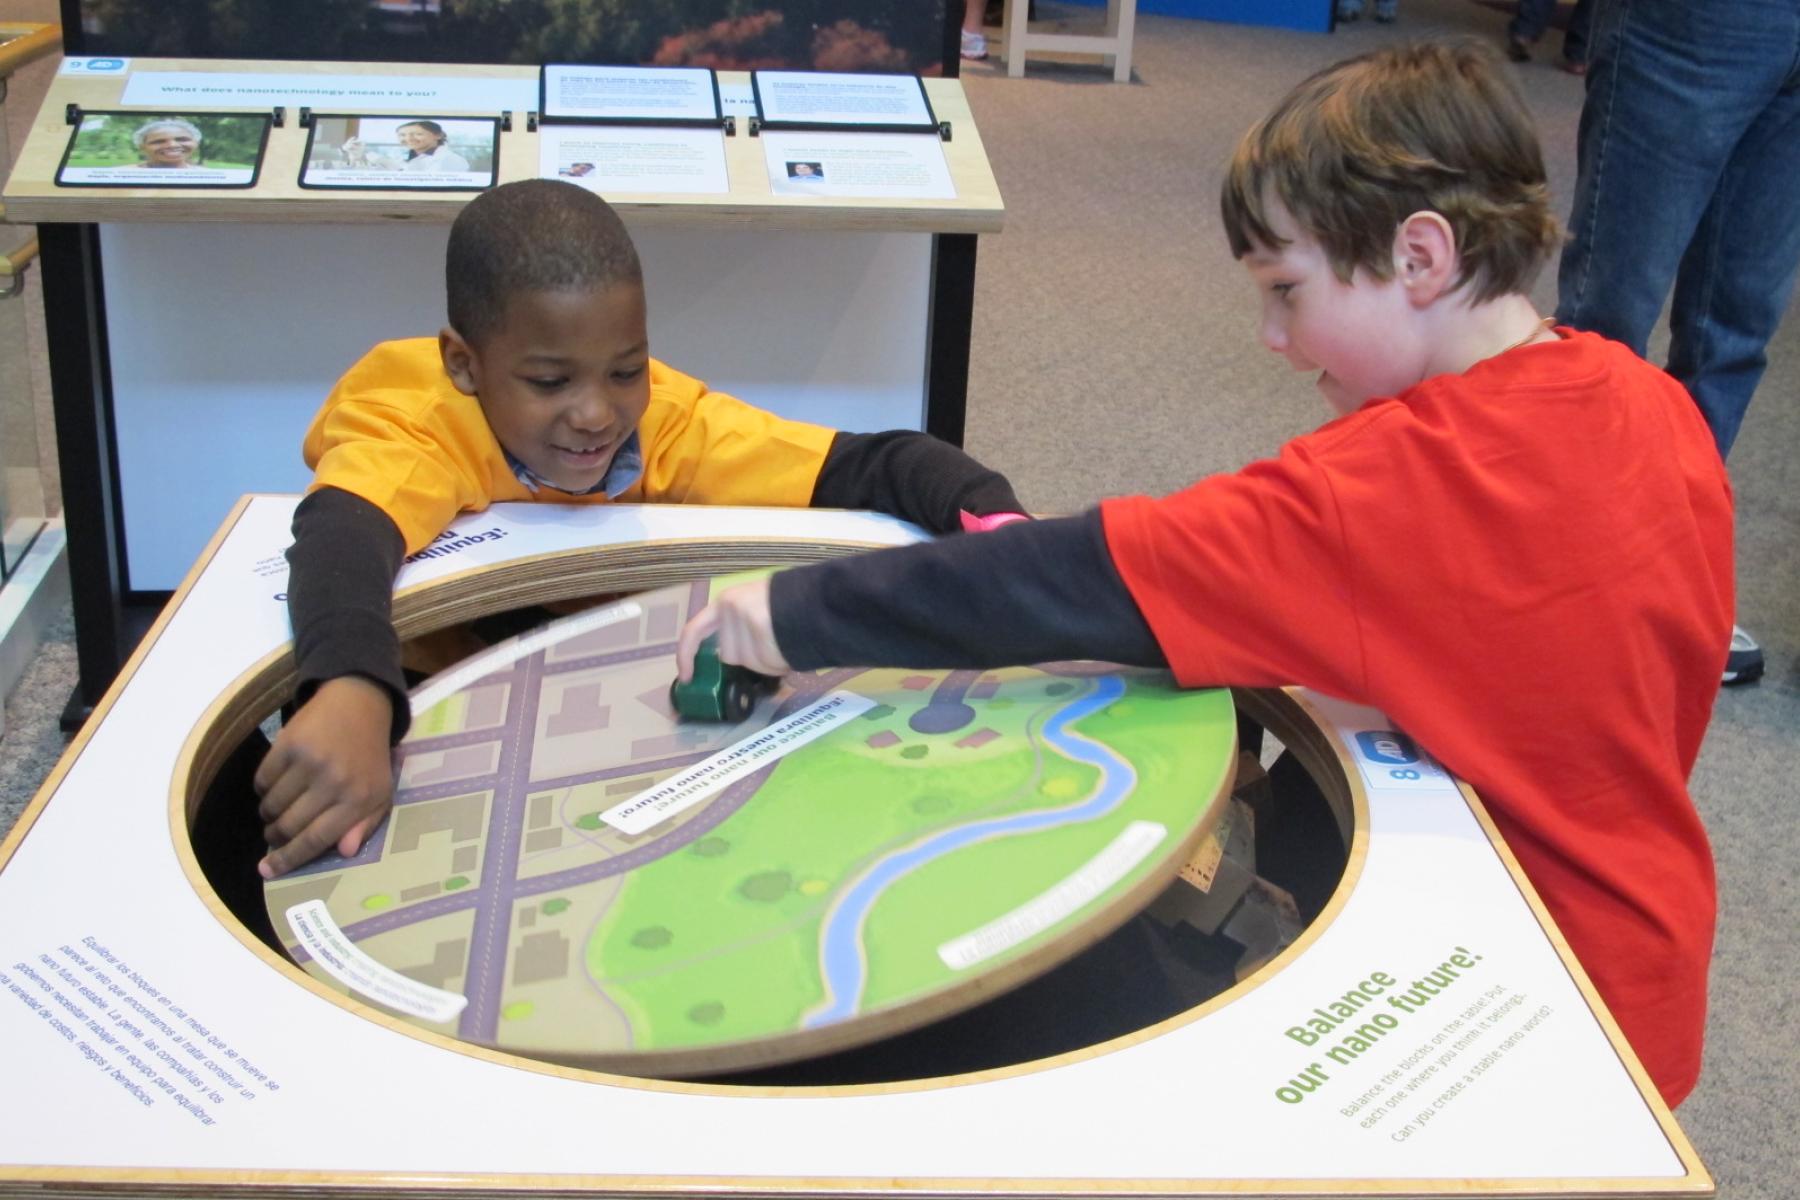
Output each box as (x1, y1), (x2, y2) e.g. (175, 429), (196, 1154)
(771, 509), (1165, 672)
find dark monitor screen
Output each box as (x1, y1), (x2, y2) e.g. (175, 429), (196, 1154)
(63, 0), (956, 75)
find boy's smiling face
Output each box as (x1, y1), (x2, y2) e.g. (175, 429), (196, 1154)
(441, 283), (652, 494)
(1242, 199), (1424, 416)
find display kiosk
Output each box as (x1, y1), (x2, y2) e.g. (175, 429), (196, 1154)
(0, 500), (1713, 1198)
(0, 56), (1002, 715)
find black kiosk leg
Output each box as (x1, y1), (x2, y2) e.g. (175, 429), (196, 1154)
(39, 222), (129, 731)
(925, 232), (977, 447)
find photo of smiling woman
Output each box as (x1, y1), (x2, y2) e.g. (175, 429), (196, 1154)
(131, 118), (203, 168)
(342, 120), (472, 172)
(55, 110), (269, 187)
(300, 115), (497, 191)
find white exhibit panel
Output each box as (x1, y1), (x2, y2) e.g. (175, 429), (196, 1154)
(0, 499), (1707, 1196)
(101, 225), (932, 590)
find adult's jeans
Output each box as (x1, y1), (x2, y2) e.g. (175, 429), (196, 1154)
(1557, 0), (1800, 457)
(1509, 0), (1596, 63)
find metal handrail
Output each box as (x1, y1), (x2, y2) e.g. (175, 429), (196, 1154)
(0, 237), (35, 297)
(1, 235), (38, 275)
(2, 23), (60, 298)
(0, 24), (62, 78)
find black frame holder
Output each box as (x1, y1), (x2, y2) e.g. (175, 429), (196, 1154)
(748, 71), (950, 140)
(537, 64), (733, 134)
(294, 113), (503, 192)
(65, 103), (286, 127)
(747, 116), (951, 140)
(54, 108), (275, 190)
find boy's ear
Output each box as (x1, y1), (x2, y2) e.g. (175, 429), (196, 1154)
(1391, 211), (1457, 306)
(439, 326), (479, 396)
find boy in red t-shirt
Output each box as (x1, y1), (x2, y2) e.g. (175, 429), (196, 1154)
(675, 42), (1733, 1107)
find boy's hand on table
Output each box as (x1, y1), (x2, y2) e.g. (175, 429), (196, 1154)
(677, 579), (791, 680)
(254, 675), (396, 879)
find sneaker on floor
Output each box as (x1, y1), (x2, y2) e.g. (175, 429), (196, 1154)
(1723, 624), (1765, 686)
(1336, 0), (1363, 20)
(1373, 1), (1397, 21)
(1506, 36), (1532, 62)
(961, 29), (989, 60)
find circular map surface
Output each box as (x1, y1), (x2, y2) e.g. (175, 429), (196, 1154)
(266, 576), (1237, 1075)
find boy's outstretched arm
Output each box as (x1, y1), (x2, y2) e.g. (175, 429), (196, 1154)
(812, 431), (1027, 534)
(256, 487), (410, 878)
(678, 511), (1166, 678)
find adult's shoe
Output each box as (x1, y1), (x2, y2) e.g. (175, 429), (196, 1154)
(1723, 624), (1765, 686)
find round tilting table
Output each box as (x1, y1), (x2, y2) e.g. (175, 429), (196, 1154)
(261, 577), (1241, 1078)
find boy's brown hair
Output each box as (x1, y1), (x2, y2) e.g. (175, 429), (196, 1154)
(1221, 40), (1560, 303)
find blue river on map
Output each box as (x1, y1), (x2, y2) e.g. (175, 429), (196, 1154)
(804, 673), (1136, 1026)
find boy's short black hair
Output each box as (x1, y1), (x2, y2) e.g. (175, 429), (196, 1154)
(446, 179), (643, 345)
(1221, 40), (1560, 303)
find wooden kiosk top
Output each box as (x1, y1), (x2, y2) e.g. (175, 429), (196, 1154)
(0, 58), (1005, 233)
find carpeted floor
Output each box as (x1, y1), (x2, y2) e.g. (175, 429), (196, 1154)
(3, 0), (1796, 1193)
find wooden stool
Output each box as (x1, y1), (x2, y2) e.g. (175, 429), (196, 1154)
(1002, 0), (1138, 82)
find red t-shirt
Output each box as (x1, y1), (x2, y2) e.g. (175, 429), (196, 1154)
(1101, 330), (1732, 1106)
